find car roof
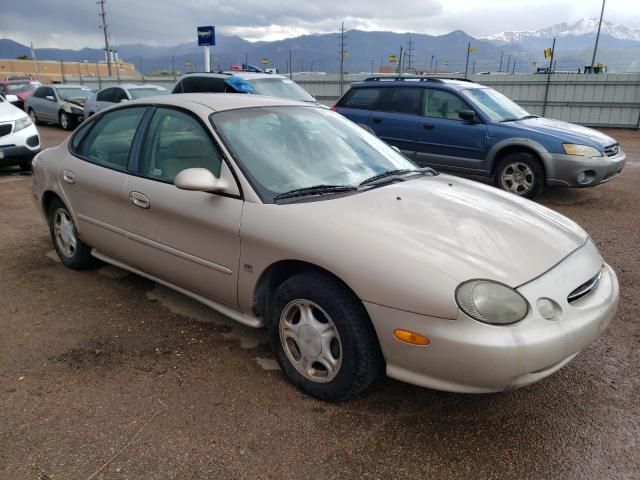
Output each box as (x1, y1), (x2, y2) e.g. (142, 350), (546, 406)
(351, 76), (485, 91)
(232, 72), (285, 80)
(176, 72), (285, 81)
(101, 83), (167, 90)
(128, 92), (309, 112)
(48, 84), (92, 89)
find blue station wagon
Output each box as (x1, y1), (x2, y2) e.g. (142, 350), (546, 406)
(335, 77), (626, 198)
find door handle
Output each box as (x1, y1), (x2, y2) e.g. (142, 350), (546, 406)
(423, 123), (435, 130)
(371, 117), (382, 123)
(63, 170), (75, 184)
(129, 191), (150, 209)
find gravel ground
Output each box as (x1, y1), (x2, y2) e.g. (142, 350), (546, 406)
(1, 125), (639, 480)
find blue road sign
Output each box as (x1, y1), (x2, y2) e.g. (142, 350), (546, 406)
(197, 26), (215, 46)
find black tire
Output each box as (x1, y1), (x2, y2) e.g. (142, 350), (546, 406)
(59, 111), (75, 131)
(28, 108), (39, 125)
(48, 198), (100, 269)
(493, 152), (545, 199)
(267, 272), (383, 402)
(19, 158), (33, 171)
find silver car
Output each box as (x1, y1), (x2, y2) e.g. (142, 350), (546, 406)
(24, 84), (93, 130)
(30, 94), (619, 402)
(84, 84), (168, 116)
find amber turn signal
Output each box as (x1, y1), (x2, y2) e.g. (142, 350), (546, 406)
(393, 329), (430, 346)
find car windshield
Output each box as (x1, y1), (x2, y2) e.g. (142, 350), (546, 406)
(247, 78), (316, 102)
(461, 87), (530, 122)
(212, 106), (418, 201)
(129, 87), (169, 99)
(56, 87), (93, 102)
(6, 82), (38, 94)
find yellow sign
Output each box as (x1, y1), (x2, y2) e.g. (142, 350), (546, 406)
(544, 48), (553, 59)
(443, 60), (449, 66)
(469, 47), (478, 53)
(185, 60), (193, 66)
(341, 51), (349, 59)
(388, 54), (397, 62)
(261, 58), (269, 64)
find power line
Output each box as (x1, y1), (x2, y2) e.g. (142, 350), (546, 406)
(97, 0), (112, 77)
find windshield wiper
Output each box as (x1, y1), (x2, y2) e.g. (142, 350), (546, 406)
(273, 184), (357, 201)
(500, 114), (539, 123)
(359, 167), (437, 187)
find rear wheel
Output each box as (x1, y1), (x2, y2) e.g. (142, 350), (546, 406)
(494, 152), (544, 198)
(267, 272), (383, 402)
(48, 198), (100, 269)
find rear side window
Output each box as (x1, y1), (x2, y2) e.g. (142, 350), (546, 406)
(97, 88), (115, 102)
(338, 88), (384, 109)
(77, 107), (146, 170)
(139, 108), (222, 182)
(178, 76), (227, 93)
(378, 87), (423, 115)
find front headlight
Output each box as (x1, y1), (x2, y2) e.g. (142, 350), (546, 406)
(14, 116), (32, 133)
(563, 144), (602, 157)
(455, 280), (529, 325)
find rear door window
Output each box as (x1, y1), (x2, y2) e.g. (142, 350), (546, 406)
(76, 107), (146, 170)
(378, 87), (423, 115)
(338, 88), (384, 109)
(180, 76), (227, 93)
(423, 89), (471, 120)
(97, 88), (115, 102)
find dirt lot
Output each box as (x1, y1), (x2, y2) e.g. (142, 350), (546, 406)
(1, 125), (639, 479)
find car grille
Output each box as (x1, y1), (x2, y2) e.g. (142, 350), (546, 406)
(567, 269), (602, 303)
(604, 143), (620, 157)
(0, 123), (13, 138)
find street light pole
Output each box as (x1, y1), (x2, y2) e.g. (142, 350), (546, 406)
(591, 0), (606, 68)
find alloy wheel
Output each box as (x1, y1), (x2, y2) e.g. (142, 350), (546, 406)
(53, 208), (77, 258)
(500, 162), (535, 195)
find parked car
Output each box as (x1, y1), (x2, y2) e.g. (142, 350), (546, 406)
(172, 71), (319, 103)
(31, 94), (618, 401)
(0, 94), (40, 170)
(334, 76), (627, 198)
(84, 84), (169, 116)
(25, 84), (93, 130)
(0, 79), (41, 110)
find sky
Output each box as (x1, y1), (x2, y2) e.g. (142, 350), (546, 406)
(1, 0), (639, 48)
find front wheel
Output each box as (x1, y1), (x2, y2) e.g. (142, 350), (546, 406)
(59, 111), (75, 131)
(494, 152), (545, 198)
(267, 272), (383, 402)
(28, 108), (39, 125)
(48, 198), (100, 269)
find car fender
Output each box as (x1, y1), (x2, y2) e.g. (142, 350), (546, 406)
(486, 137), (552, 174)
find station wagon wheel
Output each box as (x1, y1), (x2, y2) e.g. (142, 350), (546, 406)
(268, 271), (383, 402)
(494, 152), (544, 199)
(47, 198), (100, 270)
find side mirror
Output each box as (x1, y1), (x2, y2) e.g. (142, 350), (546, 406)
(175, 168), (226, 192)
(390, 145), (401, 154)
(4, 94), (19, 104)
(45, 95), (55, 101)
(119, 98), (129, 103)
(458, 110), (477, 122)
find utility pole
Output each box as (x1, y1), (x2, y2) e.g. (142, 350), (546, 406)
(464, 42), (471, 77)
(245, 52), (248, 68)
(406, 34), (414, 70)
(506, 54), (511, 74)
(398, 45), (403, 74)
(339, 21), (347, 95)
(289, 50), (292, 79)
(172, 56), (176, 80)
(434, 58), (438, 74)
(512, 60), (516, 74)
(591, 0), (606, 68)
(498, 51), (504, 72)
(430, 55), (434, 71)
(472, 60), (476, 74)
(97, 0), (112, 77)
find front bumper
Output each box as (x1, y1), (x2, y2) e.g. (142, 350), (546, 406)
(365, 240), (619, 393)
(546, 150), (626, 187)
(0, 123), (41, 167)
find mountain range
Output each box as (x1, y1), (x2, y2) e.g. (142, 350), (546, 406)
(1, 17), (639, 75)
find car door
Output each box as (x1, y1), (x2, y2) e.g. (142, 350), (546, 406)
(62, 106), (148, 261)
(367, 87), (423, 159)
(415, 87), (488, 173)
(34, 86), (55, 122)
(123, 106), (243, 308)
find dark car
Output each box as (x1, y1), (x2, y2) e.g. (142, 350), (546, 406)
(334, 76), (626, 197)
(0, 80), (41, 110)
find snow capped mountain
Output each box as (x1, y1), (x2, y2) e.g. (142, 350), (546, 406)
(484, 17), (640, 44)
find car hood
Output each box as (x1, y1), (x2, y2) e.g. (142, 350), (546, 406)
(0, 100), (28, 121)
(306, 174), (587, 288)
(506, 117), (616, 148)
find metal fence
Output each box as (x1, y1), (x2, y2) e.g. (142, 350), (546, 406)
(65, 72), (640, 129)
